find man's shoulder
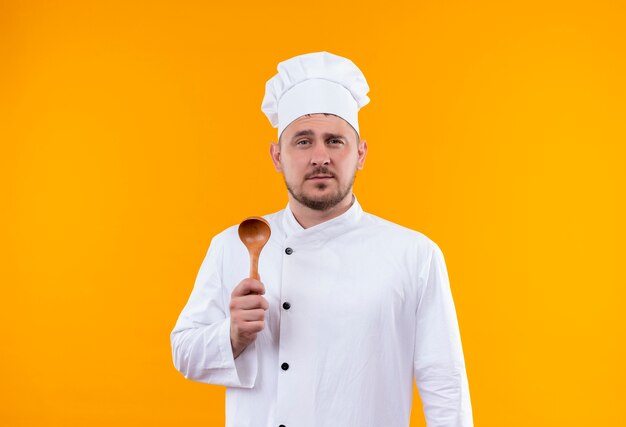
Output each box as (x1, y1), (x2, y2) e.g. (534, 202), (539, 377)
(360, 210), (441, 253)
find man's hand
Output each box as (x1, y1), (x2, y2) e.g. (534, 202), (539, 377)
(230, 278), (269, 359)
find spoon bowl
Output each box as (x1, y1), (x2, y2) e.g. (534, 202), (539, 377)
(238, 216), (271, 280)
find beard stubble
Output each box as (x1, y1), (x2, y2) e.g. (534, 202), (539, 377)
(285, 166), (357, 211)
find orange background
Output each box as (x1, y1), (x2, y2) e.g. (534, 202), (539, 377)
(2, 1), (625, 426)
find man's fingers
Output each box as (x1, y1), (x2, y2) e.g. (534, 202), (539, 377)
(239, 309), (266, 322)
(230, 294), (269, 311)
(241, 320), (264, 334)
(232, 278), (266, 297)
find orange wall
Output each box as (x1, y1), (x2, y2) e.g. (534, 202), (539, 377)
(2, 1), (625, 426)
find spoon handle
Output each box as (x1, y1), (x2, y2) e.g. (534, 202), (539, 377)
(249, 252), (260, 280)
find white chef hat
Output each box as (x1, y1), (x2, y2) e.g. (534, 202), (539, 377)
(261, 51), (370, 139)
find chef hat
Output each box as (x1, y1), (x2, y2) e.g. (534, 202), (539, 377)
(261, 51), (370, 139)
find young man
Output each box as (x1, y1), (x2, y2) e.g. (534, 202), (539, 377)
(171, 51), (473, 427)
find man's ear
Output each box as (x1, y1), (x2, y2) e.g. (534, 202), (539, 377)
(357, 139), (368, 170)
(269, 141), (283, 172)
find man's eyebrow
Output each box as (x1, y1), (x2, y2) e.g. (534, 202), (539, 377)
(322, 132), (347, 140)
(290, 129), (315, 140)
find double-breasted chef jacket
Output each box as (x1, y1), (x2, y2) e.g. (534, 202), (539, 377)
(171, 198), (473, 427)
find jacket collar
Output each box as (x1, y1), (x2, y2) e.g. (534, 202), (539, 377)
(281, 195), (363, 243)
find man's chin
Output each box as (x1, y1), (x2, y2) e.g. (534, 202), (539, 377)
(286, 179), (352, 211)
(297, 191), (349, 211)
(302, 189), (336, 202)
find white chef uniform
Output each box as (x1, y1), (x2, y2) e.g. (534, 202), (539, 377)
(170, 197), (473, 426)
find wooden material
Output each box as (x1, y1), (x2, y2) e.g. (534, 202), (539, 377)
(238, 216), (271, 280)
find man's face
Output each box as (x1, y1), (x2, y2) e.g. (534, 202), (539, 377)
(270, 113), (367, 211)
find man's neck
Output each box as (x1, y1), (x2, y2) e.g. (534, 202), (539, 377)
(289, 194), (355, 229)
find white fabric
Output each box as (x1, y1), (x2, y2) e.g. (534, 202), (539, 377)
(261, 51), (370, 138)
(170, 199), (473, 427)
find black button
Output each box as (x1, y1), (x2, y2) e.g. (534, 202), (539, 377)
(285, 247), (293, 255)
(282, 302), (291, 310)
(279, 425), (286, 427)
(281, 362), (289, 371)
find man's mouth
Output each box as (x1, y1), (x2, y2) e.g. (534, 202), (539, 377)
(307, 175), (334, 180)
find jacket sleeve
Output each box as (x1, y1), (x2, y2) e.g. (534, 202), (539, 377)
(170, 233), (258, 388)
(414, 242), (473, 426)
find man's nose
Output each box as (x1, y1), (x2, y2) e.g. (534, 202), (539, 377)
(310, 143), (330, 166)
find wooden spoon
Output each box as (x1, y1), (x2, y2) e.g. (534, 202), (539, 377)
(238, 216), (271, 280)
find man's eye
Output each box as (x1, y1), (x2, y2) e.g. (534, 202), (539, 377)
(296, 140), (310, 145)
(328, 139), (344, 145)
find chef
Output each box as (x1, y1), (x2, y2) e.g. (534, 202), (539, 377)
(170, 51), (473, 427)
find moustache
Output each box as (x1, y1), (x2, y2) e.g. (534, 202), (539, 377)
(305, 167), (335, 179)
